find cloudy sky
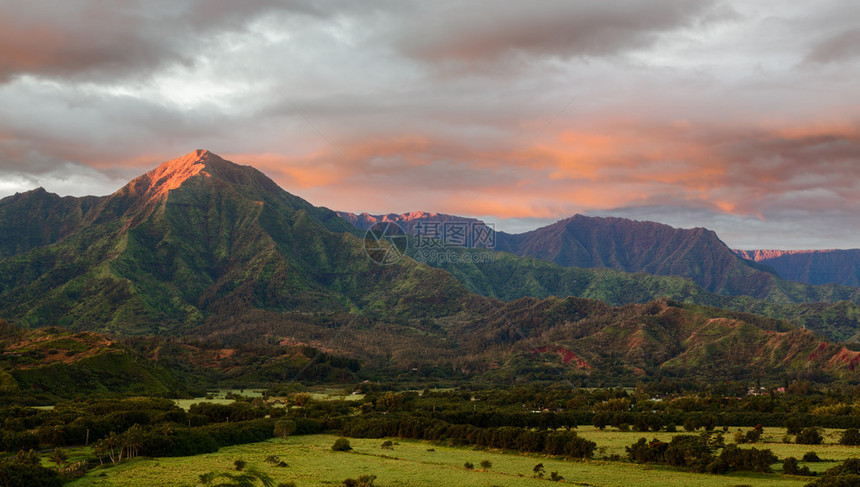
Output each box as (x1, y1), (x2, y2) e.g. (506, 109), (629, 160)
(0, 1), (858, 249)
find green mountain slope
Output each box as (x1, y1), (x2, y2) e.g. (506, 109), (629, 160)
(0, 150), (477, 335)
(456, 297), (860, 383)
(0, 320), (182, 399)
(417, 247), (860, 342)
(0, 188), (103, 258)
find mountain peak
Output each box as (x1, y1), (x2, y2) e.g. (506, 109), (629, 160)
(119, 150), (275, 204)
(144, 150), (214, 197)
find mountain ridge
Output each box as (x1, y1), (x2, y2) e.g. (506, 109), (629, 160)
(339, 211), (784, 298)
(735, 248), (860, 286)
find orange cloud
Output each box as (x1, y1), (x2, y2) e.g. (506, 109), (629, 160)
(211, 119), (860, 225)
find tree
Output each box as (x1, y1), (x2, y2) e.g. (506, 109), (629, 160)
(745, 429), (762, 444)
(122, 424), (144, 460)
(719, 445), (777, 473)
(701, 415), (717, 432)
(93, 431), (123, 464)
(274, 420), (297, 440)
(683, 417), (700, 432)
(480, 460), (492, 470)
(290, 392), (312, 407)
(784, 416), (804, 436)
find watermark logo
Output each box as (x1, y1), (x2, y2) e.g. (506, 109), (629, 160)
(364, 222), (408, 265)
(414, 221), (496, 249)
(413, 221), (497, 265)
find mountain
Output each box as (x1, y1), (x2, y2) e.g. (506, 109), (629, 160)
(0, 150), (479, 336)
(735, 249), (860, 287)
(338, 211), (860, 304)
(492, 215), (780, 297)
(3, 150), (860, 385)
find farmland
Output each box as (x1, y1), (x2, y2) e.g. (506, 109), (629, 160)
(66, 431), (857, 486)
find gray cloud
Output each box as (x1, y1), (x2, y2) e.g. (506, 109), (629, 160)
(392, 1), (724, 65)
(0, 0), (356, 83)
(805, 28), (860, 64)
(0, 1), (859, 249)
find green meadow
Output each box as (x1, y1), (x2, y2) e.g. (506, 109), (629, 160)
(65, 431), (845, 487)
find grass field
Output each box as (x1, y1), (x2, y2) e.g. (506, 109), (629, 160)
(65, 432), (831, 487)
(575, 425), (860, 475)
(173, 389), (266, 410)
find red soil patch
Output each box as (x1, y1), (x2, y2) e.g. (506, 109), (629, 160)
(532, 346), (591, 369)
(826, 347), (860, 371)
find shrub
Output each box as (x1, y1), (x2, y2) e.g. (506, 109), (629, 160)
(464, 462), (474, 470)
(550, 471), (564, 481)
(782, 457), (815, 476)
(840, 429), (860, 446)
(745, 429), (762, 443)
(796, 428), (824, 445)
(381, 440), (394, 450)
(480, 460), (492, 470)
(719, 444), (778, 473)
(627, 438), (669, 464)
(234, 459), (246, 471)
(803, 451), (822, 462)
(332, 438), (352, 452)
(58, 460), (87, 480)
(343, 474), (376, 487)
(807, 458), (860, 485)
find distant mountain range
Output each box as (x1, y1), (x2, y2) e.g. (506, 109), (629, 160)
(337, 211), (859, 294)
(2, 150), (860, 387)
(735, 249), (860, 287)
